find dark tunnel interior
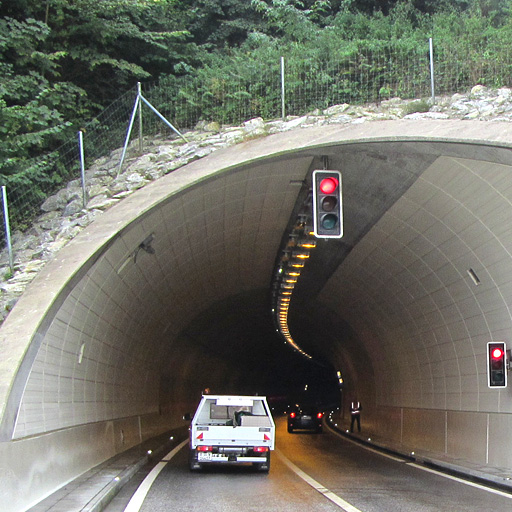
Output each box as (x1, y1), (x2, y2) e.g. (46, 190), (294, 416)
(162, 289), (344, 412)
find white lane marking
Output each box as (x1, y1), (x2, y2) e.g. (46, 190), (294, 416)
(326, 424), (405, 462)
(406, 462), (512, 499)
(124, 439), (188, 512)
(277, 450), (363, 512)
(329, 424), (512, 498)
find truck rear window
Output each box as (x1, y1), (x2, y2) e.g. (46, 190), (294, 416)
(210, 403), (253, 419)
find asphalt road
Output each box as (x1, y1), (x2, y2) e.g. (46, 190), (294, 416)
(105, 417), (512, 512)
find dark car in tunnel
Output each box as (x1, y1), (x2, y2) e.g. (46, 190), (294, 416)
(287, 404), (324, 433)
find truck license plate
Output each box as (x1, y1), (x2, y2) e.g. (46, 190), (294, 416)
(198, 452), (212, 461)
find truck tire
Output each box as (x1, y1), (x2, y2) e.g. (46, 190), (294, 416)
(189, 450), (202, 471)
(256, 452), (270, 473)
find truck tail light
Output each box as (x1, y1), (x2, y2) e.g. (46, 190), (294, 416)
(197, 445), (213, 452)
(254, 446), (269, 453)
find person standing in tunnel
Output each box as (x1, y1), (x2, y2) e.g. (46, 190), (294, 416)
(350, 400), (362, 433)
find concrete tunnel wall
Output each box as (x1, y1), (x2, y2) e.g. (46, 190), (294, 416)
(2, 120), (512, 510)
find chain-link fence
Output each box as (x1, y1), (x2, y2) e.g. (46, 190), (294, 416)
(3, 37), (512, 267)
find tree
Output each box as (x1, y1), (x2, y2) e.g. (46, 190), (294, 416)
(0, 16), (86, 189)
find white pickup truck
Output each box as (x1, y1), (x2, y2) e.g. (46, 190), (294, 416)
(189, 394), (275, 472)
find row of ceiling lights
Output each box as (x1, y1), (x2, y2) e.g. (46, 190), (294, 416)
(272, 215), (316, 359)
(272, 167), (342, 359)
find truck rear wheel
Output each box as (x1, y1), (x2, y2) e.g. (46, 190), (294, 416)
(255, 452), (270, 473)
(189, 450), (202, 471)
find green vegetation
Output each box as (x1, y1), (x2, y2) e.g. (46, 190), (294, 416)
(2, 0), (512, 231)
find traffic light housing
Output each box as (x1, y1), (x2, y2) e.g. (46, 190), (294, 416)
(312, 170), (343, 238)
(487, 342), (507, 388)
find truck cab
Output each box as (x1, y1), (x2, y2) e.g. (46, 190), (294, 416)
(189, 395), (275, 472)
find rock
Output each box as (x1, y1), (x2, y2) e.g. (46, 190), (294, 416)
(124, 173), (149, 191)
(204, 122), (221, 133)
(380, 97), (403, 107)
(451, 93), (465, 102)
(470, 84), (487, 97)
(243, 117), (267, 137)
(57, 225), (83, 241)
(63, 199), (84, 217)
(497, 88), (512, 98)
(280, 116), (311, 131)
(41, 191), (68, 212)
(86, 195), (119, 210)
(404, 112), (449, 120)
(87, 183), (107, 198)
(324, 104), (350, 116)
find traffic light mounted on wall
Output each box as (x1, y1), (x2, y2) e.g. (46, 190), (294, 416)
(312, 170), (343, 238)
(487, 342), (507, 388)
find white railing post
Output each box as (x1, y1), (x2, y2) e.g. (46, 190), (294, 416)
(2, 186), (14, 275)
(281, 56), (286, 120)
(78, 130), (87, 208)
(429, 38), (435, 104)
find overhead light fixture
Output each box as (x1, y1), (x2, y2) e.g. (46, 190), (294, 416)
(297, 239), (317, 249)
(292, 250), (310, 259)
(467, 268), (481, 286)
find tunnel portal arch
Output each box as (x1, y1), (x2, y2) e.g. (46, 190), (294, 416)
(2, 120), (512, 509)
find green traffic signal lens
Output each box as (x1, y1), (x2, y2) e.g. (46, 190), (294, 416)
(322, 214), (338, 230)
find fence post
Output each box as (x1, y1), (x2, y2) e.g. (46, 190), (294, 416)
(429, 38), (435, 104)
(2, 186), (14, 275)
(138, 82), (143, 153)
(78, 131), (87, 208)
(281, 56), (286, 120)
(118, 88), (141, 176)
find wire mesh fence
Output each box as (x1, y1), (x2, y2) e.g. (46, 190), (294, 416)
(3, 37), (512, 264)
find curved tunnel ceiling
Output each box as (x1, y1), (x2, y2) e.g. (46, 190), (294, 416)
(2, 120), (512, 441)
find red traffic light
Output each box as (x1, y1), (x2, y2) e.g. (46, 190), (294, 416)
(319, 177), (338, 194)
(312, 170), (343, 238)
(487, 342), (507, 388)
(492, 347), (504, 359)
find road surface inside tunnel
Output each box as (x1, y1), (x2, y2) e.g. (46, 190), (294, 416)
(105, 417), (512, 512)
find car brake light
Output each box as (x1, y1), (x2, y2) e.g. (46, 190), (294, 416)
(254, 446), (269, 453)
(197, 445), (213, 452)
(317, 412), (323, 419)
(289, 412), (296, 418)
